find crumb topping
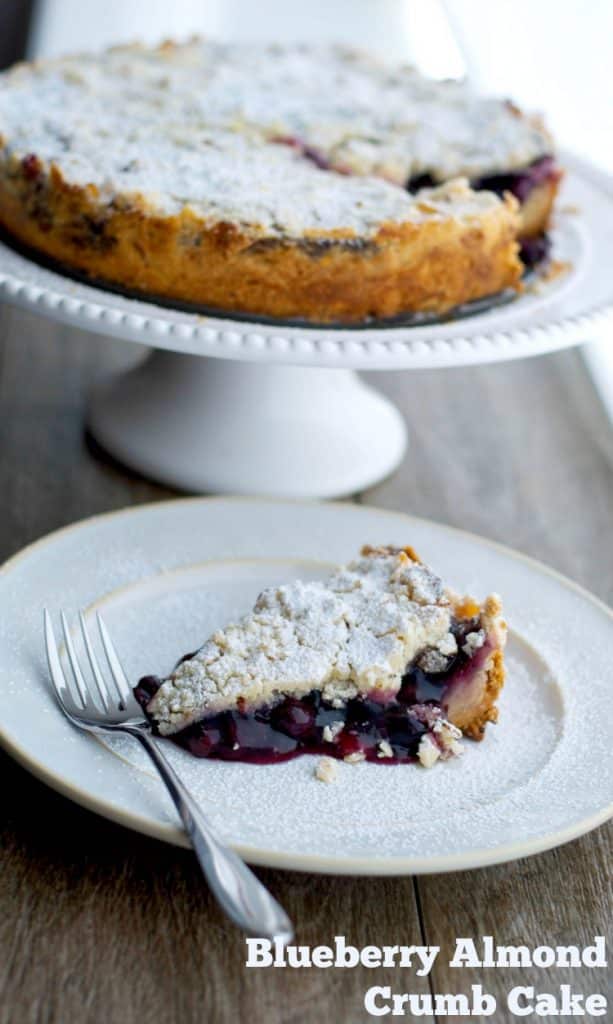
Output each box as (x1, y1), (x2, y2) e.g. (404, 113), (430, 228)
(0, 40), (545, 237)
(148, 548), (459, 735)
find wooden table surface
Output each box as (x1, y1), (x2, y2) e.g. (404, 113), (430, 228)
(0, 304), (611, 1024)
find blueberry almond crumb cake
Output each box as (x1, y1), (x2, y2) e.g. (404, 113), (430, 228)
(134, 546), (507, 768)
(0, 40), (560, 323)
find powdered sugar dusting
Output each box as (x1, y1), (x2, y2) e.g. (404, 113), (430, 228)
(0, 41), (538, 235)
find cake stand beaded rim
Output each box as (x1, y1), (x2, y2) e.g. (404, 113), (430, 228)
(0, 150), (611, 370)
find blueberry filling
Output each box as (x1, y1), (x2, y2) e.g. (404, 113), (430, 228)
(134, 616), (484, 765)
(277, 141), (559, 208)
(270, 135), (332, 171)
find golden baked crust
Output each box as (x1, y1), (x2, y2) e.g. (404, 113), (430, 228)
(0, 160), (522, 323)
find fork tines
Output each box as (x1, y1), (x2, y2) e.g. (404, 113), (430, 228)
(44, 609), (135, 718)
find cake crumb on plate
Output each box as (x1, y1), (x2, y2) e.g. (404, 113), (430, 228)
(315, 757), (338, 784)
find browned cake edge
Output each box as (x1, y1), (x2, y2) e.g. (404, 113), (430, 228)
(0, 158), (523, 323)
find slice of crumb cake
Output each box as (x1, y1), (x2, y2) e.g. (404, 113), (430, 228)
(135, 545), (506, 767)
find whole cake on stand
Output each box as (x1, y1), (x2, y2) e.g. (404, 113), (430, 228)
(0, 42), (609, 495)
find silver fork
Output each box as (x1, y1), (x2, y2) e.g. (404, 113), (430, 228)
(44, 609), (293, 943)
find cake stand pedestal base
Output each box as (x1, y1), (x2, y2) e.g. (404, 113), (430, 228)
(87, 351), (407, 497)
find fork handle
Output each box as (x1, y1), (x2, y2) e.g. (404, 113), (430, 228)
(130, 728), (293, 942)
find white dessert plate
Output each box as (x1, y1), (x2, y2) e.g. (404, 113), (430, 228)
(0, 498), (611, 875)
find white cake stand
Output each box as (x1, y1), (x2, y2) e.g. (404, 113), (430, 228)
(1, 152), (612, 497)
